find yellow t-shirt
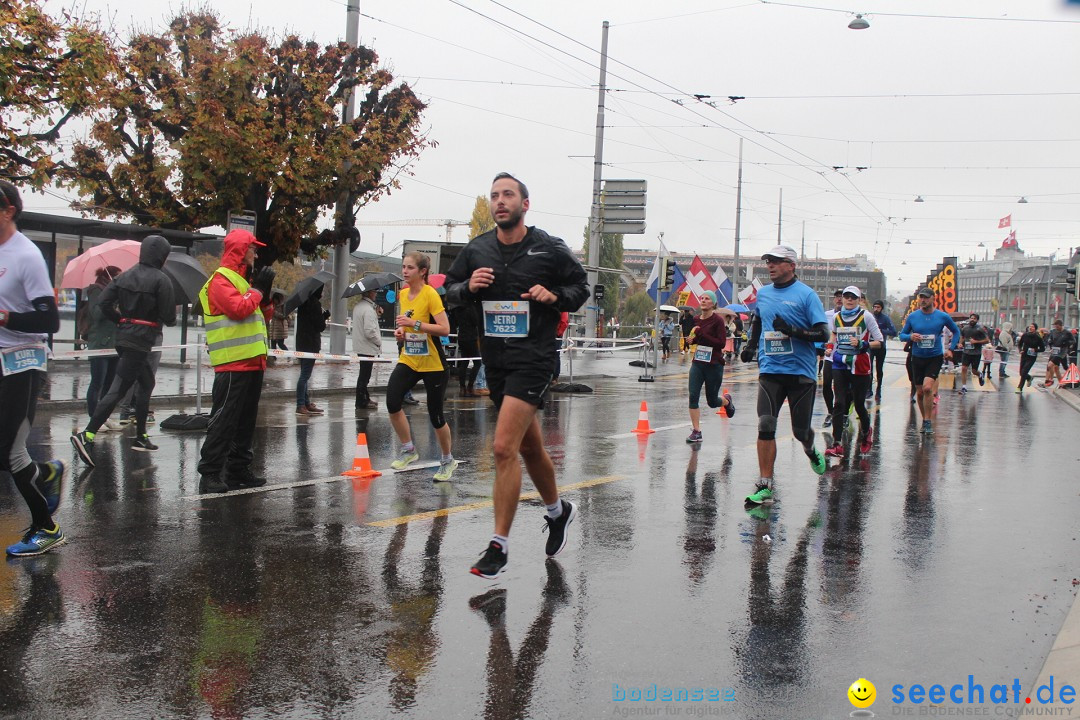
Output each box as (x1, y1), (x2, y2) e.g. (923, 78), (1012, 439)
(397, 284), (446, 373)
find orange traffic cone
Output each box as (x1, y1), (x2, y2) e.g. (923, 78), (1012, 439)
(342, 433), (382, 478)
(631, 401), (655, 434)
(1061, 363), (1080, 389)
(716, 387), (730, 415)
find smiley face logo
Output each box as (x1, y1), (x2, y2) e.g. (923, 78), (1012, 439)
(848, 678), (876, 709)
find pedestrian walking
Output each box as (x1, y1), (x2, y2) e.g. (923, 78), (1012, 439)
(980, 341), (996, 382)
(685, 291), (735, 444)
(898, 288), (960, 434)
(386, 251), (457, 483)
(295, 287), (328, 415)
(823, 286), (883, 458)
(1016, 322), (1044, 393)
(739, 245), (829, 506)
(351, 288), (381, 410)
(996, 321), (1015, 378)
(445, 172), (590, 578)
(268, 290), (290, 351)
(195, 229), (275, 493)
(658, 313), (675, 360)
(869, 300), (897, 401)
(80, 266), (120, 423)
(679, 309), (695, 355)
(71, 235), (176, 463)
(0, 180), (67, 557)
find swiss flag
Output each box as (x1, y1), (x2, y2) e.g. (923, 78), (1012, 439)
(673, 254), (720, 308)
(1002, 230), (1017, 248)
(998, 214), (1012, 229)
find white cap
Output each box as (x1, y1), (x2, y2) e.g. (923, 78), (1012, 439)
(842, 285), (862, 298)
(761, 245), (798, 263)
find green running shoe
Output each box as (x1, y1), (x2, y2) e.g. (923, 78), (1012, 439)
(745, 485), (774, 505)
(390, 448), (420, 471)
(808, 447), (826, 475)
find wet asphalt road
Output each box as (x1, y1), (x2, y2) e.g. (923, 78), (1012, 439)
(2, 358), (1079, 719)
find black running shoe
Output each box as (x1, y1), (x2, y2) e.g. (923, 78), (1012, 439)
(468, 588), (507, 626)
(543, 499), (578, 557)
(223, 467), (267, 489)
(199, 475), (230, 494)
(470, 541), (508, 579)
(132, 435), (158, 452)
(70, 431), (96, 467)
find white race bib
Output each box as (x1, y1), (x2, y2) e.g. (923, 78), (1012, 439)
(835, 327), (859, 356)
(694, 345), (713, 362)
(1051, 346), (1064, 357)
(403, 332), (429, 356)
(917, 335), (937, 350)
(763, 331), (793, 355)
(482, 301), (530, 338)
(0, 343), (49, 376)
(1027, 348), (1037, 357)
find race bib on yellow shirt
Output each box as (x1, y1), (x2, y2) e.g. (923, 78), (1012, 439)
(403, 332), (429, 356)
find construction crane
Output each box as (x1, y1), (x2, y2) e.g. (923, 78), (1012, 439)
(355, 219), (469, 243)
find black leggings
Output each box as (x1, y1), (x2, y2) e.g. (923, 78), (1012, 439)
(1019, 353), (1038, 385)
(661, 336), (672, 353)
(0, 370), (52, 529)
(87, 348), (155, 436)
(870, 346), (887, 393)
(386, 364), (448, 429)
(832, 369), (871, 438)
(756, 373), (817, 452)
(821, 362), (834, 414)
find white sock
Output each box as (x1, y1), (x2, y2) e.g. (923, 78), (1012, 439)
(759, 477), (772, 489)
(441, 453), (453, 463)
(546, 499), (563, 519)
(402, 442), (415, 452)
(492, 534), (509, 553)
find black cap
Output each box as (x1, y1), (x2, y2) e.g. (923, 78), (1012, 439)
(917, 287), (934, 298)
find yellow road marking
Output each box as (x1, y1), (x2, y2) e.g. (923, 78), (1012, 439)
(366, 475), (623, 527)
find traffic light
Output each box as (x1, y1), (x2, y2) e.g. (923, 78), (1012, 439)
(1067, 266), (1078, 301)
(659, 258), (677, 290)
(594, 283), (605, 301)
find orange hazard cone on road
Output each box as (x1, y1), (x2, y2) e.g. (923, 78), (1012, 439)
(1061, 363), (1080, 389)
(716, 387), (730, 415)
(631, 401), (655, 434)
(342, 433), (382, 478)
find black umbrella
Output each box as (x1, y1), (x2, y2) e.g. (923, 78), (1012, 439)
(163, 252), (210, 304)
(342, 272), (403, 298)
(284, 270), (335, 314)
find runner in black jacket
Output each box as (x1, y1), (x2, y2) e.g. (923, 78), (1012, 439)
(444, 172), (589, 579)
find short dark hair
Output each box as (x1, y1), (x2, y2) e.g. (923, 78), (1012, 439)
(492, 172), (529, 200)
(833, 289), (844, 297)
(873, 300), (884, 308)
(0, 180), (23, 220)
(969, 313), (980, 321)
(1054, 318), (1064, 325)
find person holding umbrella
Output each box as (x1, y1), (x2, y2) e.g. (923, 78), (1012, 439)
(194, 229), (275, 493)
(295, 286), (328, 415)
(386, 251), (457, 483)
(71, 235), (176, 463)
(80, 265), (121, 423)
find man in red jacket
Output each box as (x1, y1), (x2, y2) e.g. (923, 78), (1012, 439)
(197, 230), (275, 493)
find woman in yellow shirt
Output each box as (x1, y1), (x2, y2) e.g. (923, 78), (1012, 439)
(388, 252), (457, 481)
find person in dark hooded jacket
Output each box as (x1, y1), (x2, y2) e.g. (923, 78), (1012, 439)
(71, 235), (175, 464)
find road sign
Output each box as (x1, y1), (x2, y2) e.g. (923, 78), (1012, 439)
(600, 193), (647, 207)
(603, 179), (647, 194)
(598, 221), (646, 234)
(227, 210), (257, 235)
(600, 207), (647, 221)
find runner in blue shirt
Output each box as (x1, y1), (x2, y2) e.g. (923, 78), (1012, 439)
(740, 245), (829, 506)
(897, 288), (960, 434)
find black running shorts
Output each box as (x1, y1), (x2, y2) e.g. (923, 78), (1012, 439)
(911, 355), (944, 385)
(960, 353), (981, 369)
(1050, 355), (1067, 367)
(485, 366), (553, 409)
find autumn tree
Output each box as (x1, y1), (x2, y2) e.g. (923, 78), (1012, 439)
(468, 195), (495, 239)
(63, 12), (431, 264)
(581, 228), (624, 318)
(0, 0), (115, 185)
(621, 291), (655, 326)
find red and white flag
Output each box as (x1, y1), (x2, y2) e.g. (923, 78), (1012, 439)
(998, 214), (1012, 229)
(1002, 230), (1017, 248)
(675, 254), (720, 308)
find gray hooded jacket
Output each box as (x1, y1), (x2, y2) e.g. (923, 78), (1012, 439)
(99, 235), (176, 352)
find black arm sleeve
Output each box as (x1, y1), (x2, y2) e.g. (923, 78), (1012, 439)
(787, 322), (830, 343)
(6, 296), (60, 334)
(746, 314), (762, 349)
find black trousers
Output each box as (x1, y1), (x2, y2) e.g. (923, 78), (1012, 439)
(1, 370), (52, 529)
(821, 361), (834, 414)
(198, 370), (264, 478)
(870, 346), (887, 394)
(832, 369), (871, 438)
(87, 348), (155, 436)
(355, 355), (374, 405)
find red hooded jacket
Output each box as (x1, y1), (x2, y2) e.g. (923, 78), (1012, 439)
(205, 229), (272, 373)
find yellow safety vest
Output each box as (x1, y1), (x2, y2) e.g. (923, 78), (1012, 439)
(198, 267), (267, 366)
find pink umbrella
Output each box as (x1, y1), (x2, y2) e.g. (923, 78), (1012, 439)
(60, 240), (141, 288)
(428, 273), (446, 289)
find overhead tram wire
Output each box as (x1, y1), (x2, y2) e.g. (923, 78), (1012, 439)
(757, 0), (1080, 25)
(449, 0), (888, 226)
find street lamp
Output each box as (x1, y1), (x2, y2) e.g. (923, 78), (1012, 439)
(914, 196), (925, 203)
(1018, 197), (1028, 204)
(848, 13), (870, 29)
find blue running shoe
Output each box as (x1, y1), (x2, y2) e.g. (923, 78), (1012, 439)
(35, 460), (65, 514)
(6, 526), (66, 557)
(922, 420), (934, 434)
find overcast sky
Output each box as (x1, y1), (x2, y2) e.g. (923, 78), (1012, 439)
(39, 0), (1080, 295)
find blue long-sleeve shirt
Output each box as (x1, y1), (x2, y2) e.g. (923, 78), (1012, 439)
(872, 311), (898, 339)
(899, 309), (961, 358)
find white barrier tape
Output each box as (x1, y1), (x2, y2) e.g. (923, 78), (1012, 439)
(268, 349), (393, 363)
(56, 343), (200, 359)
(568, 338), (648, 354)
